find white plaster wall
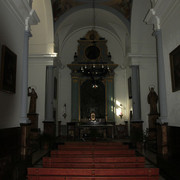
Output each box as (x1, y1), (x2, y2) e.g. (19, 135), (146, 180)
(55, 7), (129, 65)
(57, 26), (129, 126)
(58, 67), (72, 125)
(161, 2), (180, 127)
(55, 8), (128, 39)
(29, 0), (54, 54)
(0, 1), (25, 128)
(54, 6), (131, 127)
(138, 59), (158, 129)
(114, 68), (129, 125)
(130, 0), (158, 130)
(126, 66), (132, 134)
(126, 58), (158, 130)
(28, 0), (55, 131)
(131, 0), (156, 55)
(28, 58), (53, 131)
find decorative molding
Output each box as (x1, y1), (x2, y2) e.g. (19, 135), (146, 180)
(2, 0), (39, 29)
(144, 9), (160, 30)
(54, 3), (130, 34)
(29, 53), (57, 58)
(153, 0), (179, 25)
(128, 53), (156, 58)
(144, 0), (179, 30)
(128, 53), (157, 66)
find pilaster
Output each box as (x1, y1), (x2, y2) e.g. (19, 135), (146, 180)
(71, 77), (80, 122)
(154, 30), (168, 124)
(131, 65), (141, 122)
(145, 6), (169, 157)
(45, 66), (54, 122)
(20, 30), (32, 124)
(106, 77), (115, 122)
(19, 5), (39, 160)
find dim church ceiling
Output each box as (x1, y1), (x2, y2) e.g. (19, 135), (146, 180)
(51, 0), (132, 21)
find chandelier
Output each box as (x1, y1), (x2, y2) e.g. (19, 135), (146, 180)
(81, 64), (110, 77)
(80, 64), (110, 88)
(80, 59), (114, 88)
(67, 0), (118, 89)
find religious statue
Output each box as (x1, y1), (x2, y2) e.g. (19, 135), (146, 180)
(90, 112), (96, 121)
(28, 87), (38, 114)
(147, 87), (158, 115)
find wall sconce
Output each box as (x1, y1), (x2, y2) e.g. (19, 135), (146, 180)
(119, 113), (123, 119)
(119, 104), (123, 119)
(62, 104), (67, 119)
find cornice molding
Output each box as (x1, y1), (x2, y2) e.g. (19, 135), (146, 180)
(128, 53), (157, 66)
(128, 53), (156, 59)
(144, 0), (179, 30)
(2, 0), (39, 29)
(29, 53), (57, 58)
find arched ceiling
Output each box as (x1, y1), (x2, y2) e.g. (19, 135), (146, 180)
(51, 0), (132, 22)
(54, 7), (130, 53)
(52, 0), (131, 67)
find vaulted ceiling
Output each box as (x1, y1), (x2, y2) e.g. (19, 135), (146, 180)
(51, 0), (132, 22)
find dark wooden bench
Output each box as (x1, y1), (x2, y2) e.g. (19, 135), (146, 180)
(43, 156), (145, 168)
(27, 167), (159, 179)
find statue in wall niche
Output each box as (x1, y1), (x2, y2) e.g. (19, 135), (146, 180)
(147, 87), (158, 115)
(28, 87), (38, 114)
(90, 112), (96, 121)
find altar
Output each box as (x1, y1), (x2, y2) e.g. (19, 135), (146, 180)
(65, 30), (117, 141)
(79, 123), (114, 140)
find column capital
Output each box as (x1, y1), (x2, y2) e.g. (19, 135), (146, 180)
(144, 8), (161, 31)
(25, 9), (39, 31)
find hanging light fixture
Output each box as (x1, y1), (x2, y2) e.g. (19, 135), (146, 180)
(67, 0), (118, 89)
(91, 0), (96, 45)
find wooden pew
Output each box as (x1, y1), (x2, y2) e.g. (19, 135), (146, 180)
(43, 156), (145, 168)
(27, 167), (159, 179)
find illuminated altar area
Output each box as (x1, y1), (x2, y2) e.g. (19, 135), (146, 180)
(67, 30), (118, 139)
(68, 30), (118, 125)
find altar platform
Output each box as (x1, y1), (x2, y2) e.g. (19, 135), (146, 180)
(79, 123), (115, 140)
